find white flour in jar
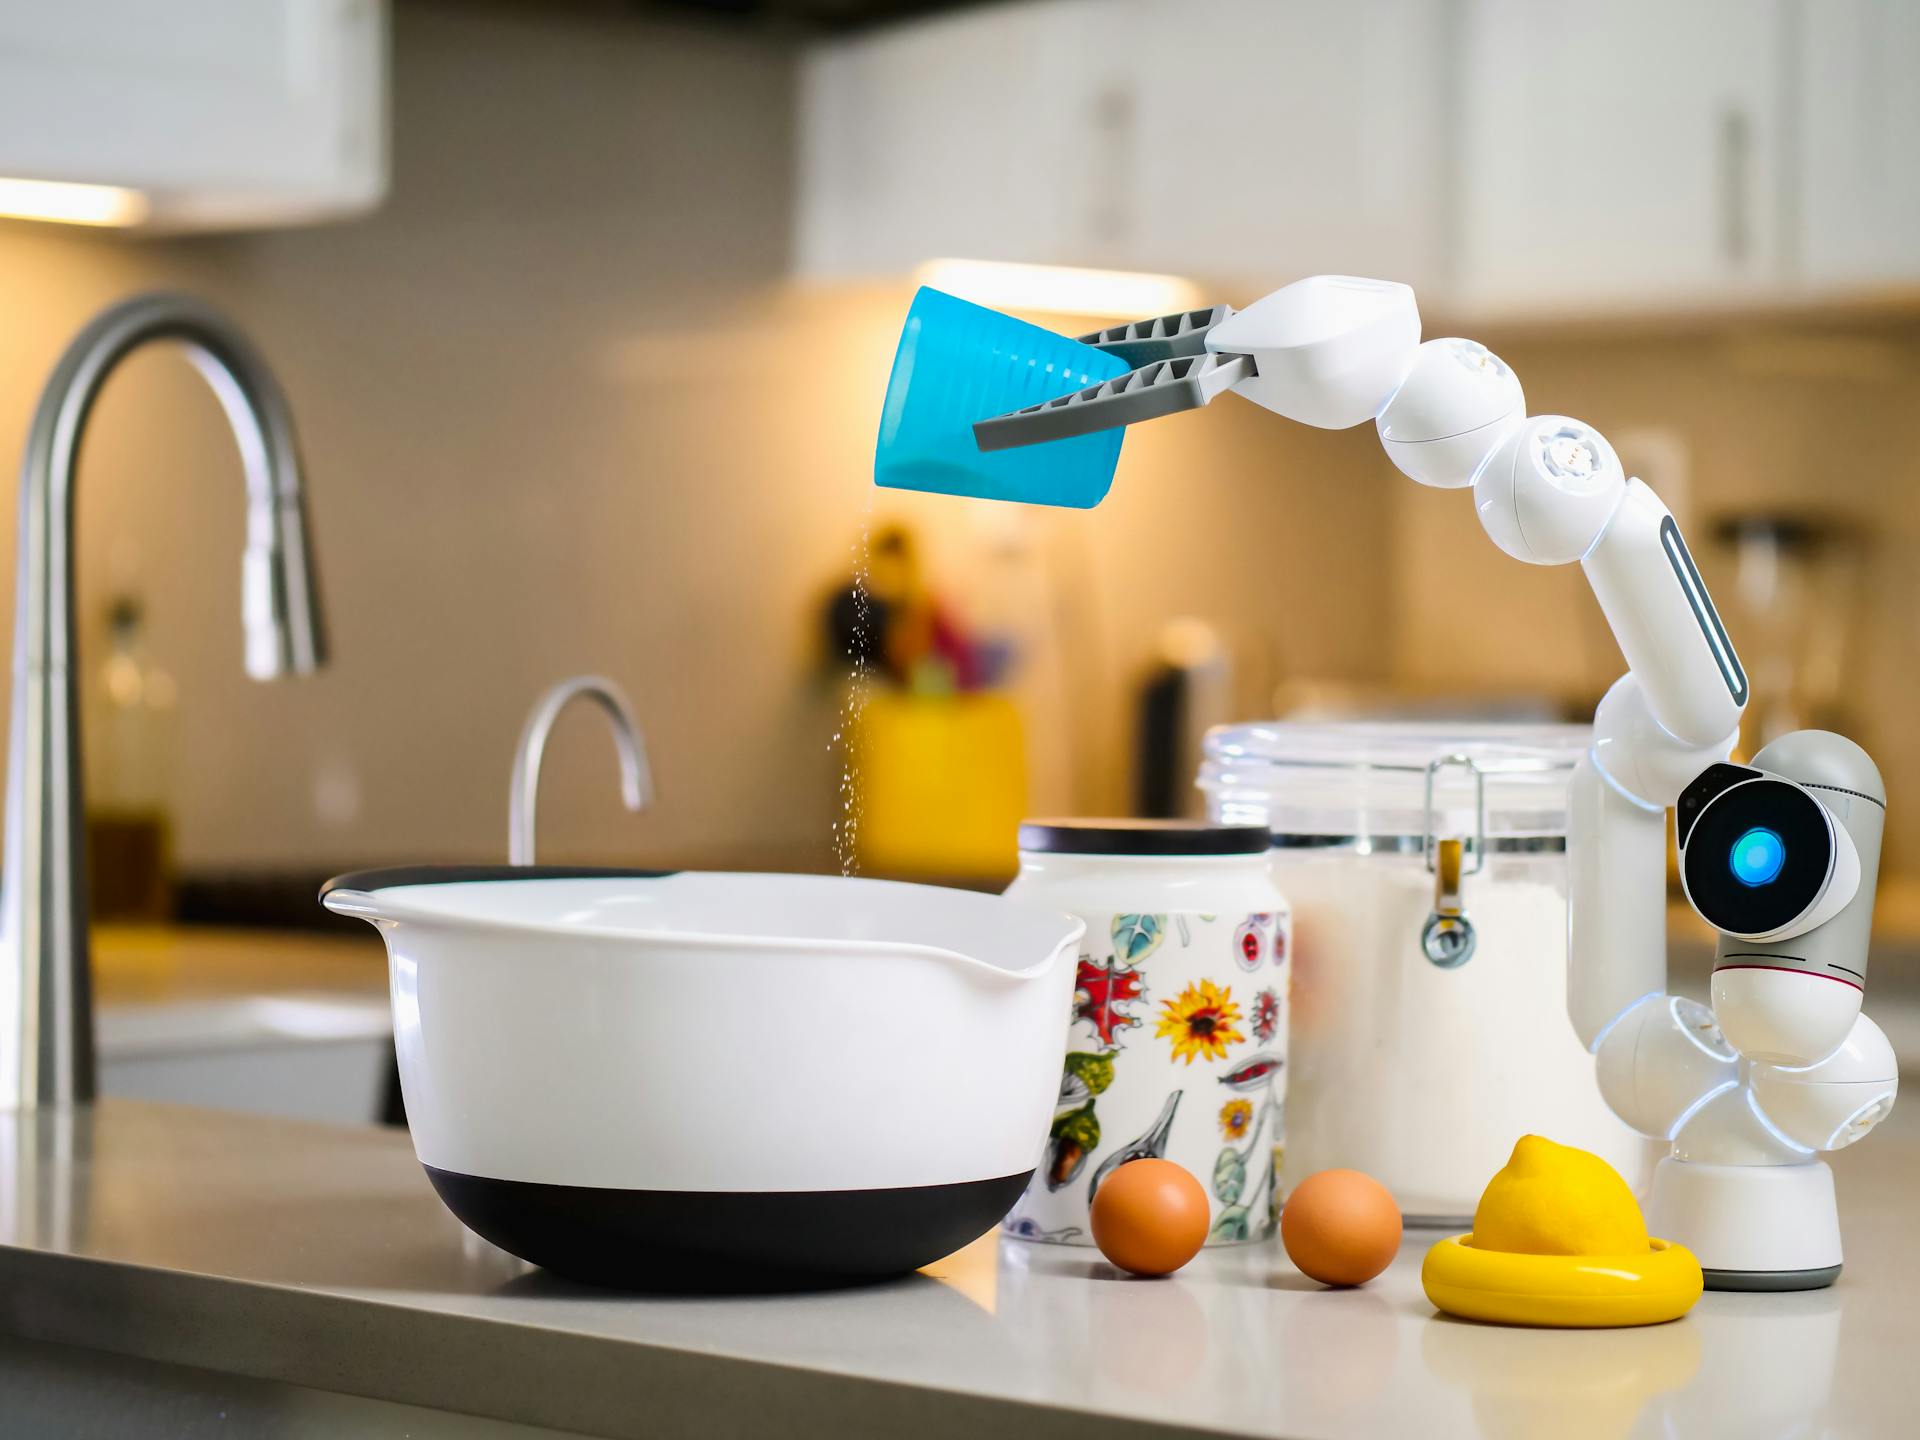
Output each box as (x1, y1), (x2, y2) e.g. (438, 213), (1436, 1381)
(1273, 851), (1652, 1222)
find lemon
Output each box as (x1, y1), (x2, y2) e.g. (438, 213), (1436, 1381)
(1471, 1135), (1650, 1256)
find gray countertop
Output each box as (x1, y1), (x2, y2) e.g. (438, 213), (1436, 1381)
(3, 1100), (1918, 1438)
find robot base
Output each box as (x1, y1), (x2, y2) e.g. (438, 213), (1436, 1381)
(1646, 1156), (1842, 1290)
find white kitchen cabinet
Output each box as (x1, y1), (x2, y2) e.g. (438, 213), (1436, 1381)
(796, 0), (1451, 296)
(1793, 0), (1920, 293)
(796, 1), (1113, 279)
(0, 0), (386, 231)
(1116, 0), (1450, 294)
(1454, 0), (1788, 315)
(799, 0), (1920, 316)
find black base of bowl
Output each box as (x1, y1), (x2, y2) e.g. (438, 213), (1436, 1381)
(425, 1165), (1033, 1291)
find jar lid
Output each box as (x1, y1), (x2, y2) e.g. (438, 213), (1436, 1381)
(1018, 818), (1272, 858)
(1199, 721), (1590, 843)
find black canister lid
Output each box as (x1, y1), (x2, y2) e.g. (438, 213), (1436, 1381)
(1017, 818), (1272, 858)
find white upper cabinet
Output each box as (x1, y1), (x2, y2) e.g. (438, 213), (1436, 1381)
(0, 0), (386, 232)
(797, 0), (1920, 315)
(797, 1), (1114, 279)
(796, 0), (1451, 297)
(1453, 0), (1787, 315)
(1115, 0), (1451, 295)
(1793, 0), (1920, 293)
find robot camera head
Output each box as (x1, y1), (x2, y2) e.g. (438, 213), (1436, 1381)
(1677, 763), (1860, 943)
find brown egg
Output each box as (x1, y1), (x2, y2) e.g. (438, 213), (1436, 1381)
(1090, 1158), (1210, 1276)
(1280, 1168), (1402, 1287)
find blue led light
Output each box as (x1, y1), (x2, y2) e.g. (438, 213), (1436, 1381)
(1730, 826), (1786, 887)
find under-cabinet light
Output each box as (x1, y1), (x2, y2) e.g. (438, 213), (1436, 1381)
(914, 258), (1203, 319)
(0, 177), (149, 227)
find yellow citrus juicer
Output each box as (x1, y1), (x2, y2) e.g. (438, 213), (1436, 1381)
(1422, 1135), (1703, 1327)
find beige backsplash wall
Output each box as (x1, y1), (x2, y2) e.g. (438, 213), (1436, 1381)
(0, 2), (1910, 881)
(0, 1), (1391, 876)
(0, 3), (825, 874)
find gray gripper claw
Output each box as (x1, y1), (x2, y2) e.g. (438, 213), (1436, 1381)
(972, 351), (1255, 452)
(1075, 305), (1236, 366)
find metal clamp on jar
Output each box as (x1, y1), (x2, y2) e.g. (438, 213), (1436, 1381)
(1420, 754), (1484, 970)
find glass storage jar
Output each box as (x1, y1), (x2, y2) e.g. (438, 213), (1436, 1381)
(1200, 722), (1650, 1224)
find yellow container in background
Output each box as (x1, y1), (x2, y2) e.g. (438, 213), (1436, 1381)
(854, 692), (1027, 881)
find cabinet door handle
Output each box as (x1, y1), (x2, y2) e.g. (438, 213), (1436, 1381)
(1718, 105), (1753, 267)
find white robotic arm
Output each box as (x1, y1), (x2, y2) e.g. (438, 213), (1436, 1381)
(973, 274), (1895, 1288)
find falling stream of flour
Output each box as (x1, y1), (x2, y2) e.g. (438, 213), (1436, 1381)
(829, 496), (875, 876)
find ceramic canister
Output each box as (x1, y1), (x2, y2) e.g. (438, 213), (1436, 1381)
(1002, 820), (1290, 1246)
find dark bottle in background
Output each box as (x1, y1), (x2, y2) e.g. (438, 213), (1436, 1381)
(85, 595), (176, 922)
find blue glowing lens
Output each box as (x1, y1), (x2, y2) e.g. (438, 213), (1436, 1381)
(1730, 826), (1786, 887)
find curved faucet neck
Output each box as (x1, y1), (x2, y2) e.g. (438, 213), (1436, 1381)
(509, 676), (652, 867)
(17, 294), (325, 681)
(1, 293), (328, 1110)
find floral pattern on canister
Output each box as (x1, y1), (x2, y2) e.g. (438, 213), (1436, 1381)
(1044, 1051), (1118, 1190)
(1071, 956), (1147, 1049)
(1008, 907), (1290, 1247)
(1252, 987), (1281, 1044)
(1111, 913), (1165, 964)
(1209, 1096), (1275, 1241)
(1219, 1097), (1254, 1141)
(1232, 919), (1263, 971)
(1218, 1052), (1285, 1093)
(1156, 978), (1246, 1065)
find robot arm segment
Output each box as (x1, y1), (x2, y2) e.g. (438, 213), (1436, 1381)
(1585, 481), (1747, 747)
(953, 271), (1893, 1278)
(974, 271), (1884, 1104)
(1748, 1013), (1899, 1153)
(1574, 674), (1740, 1048)
(1568, 748), (1671, 1049)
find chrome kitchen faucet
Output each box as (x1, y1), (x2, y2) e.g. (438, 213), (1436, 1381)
(508, 675), (650, 866)
(1, 295), (327, 1109)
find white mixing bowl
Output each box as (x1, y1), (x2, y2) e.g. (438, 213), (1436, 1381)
(322, 866), (1083, 1285)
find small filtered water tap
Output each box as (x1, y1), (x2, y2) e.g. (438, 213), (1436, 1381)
(508, 676), (651, 866)
(0, 294), (328, 1110)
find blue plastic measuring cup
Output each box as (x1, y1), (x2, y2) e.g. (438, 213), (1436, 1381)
(874, 287), (1129, 509)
